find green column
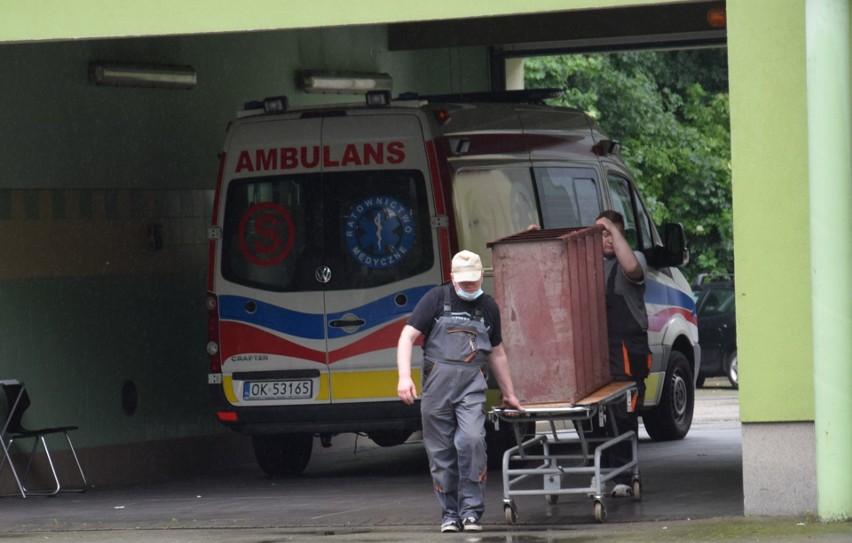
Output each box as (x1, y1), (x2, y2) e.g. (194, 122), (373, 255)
(806, 0), (852, 520)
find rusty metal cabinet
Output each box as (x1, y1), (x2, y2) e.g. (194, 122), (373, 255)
(489, 227), (610, 405)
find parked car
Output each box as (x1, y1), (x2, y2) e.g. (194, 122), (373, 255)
(694, 274), (738, 389)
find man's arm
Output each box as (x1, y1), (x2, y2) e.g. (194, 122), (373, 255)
(487, 343), (523, 410)
(396, 324), (422, 405)
(596, 217), (644, 281)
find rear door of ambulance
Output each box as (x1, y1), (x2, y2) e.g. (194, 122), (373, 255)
(214, 108), (440, 418)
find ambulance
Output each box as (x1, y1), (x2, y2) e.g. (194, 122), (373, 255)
(206, 90), (699, 476)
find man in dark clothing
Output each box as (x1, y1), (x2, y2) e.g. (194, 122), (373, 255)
(595, 210), (651, 497)
(397, 250), (523, 533)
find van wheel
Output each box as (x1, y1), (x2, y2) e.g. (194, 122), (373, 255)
(643, 351), (694, 441)
(726, 350), (739, 389)
(367, 430), (414, 447)
(252, 433), (313, 477)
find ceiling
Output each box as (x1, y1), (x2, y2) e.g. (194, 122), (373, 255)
(388, 0), (726, 56)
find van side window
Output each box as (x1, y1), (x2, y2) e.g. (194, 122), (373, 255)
(452, 168), (538, 270)
(533, 168), (601, 229)
(607, 173), (654, 250)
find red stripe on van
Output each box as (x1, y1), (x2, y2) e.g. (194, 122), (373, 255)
(219, 321), (326, 364)
(425, 139), (452, 283)
(648, 307), (697, 332)
(425, 140), (445, 214)
(327, 317), (409, 364)
(208, 152), (227, 291)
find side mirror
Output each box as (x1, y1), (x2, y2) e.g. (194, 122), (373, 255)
(652, 222), (689, 268)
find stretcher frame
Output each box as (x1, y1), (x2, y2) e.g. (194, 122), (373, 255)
(489, 381), (641, 523)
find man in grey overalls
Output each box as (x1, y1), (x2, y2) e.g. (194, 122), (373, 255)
(397, 250), (523, 533)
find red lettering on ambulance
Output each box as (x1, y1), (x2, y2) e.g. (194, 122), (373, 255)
(281, 147), (298, 169)
(256, 149), (277, 171)
(234, 141), (406, 173)
(341, 144), (363, 166)
(323, 145), (339, 167)
(302, 146), (320, 168)
(363, 143), (382, 165)
(253, 214), (282, 255)
(387, 141), (405, 164)
(235, 151), (254, 172)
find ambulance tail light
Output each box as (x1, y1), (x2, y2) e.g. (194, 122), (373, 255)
(217, 411), (238, 422)
(206, 293), (221, 373)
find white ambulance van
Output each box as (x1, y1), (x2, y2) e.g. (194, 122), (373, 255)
(206, 90), (699, 476)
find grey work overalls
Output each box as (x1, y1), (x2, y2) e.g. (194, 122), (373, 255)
(420, 285), (492, 523)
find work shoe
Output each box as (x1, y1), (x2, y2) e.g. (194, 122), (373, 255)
(611, 483), (634, 498)
(462, 516), (482, 532)
(440, 519), (460, 533)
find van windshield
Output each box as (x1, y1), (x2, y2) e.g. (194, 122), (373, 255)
(221, 170), (434, 292)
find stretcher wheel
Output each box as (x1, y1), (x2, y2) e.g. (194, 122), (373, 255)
(633, 478), (642, 501)
(545, 494), (558, 505)
(594, 500), (607, 523)
(504, 503), (518, 525)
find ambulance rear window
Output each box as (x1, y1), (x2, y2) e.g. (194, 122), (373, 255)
(221, 170), (433, 292)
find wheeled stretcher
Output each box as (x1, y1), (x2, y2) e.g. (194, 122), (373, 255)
(489, 381), (641, 524)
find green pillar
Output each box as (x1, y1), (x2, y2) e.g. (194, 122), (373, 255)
(806, 0), (852, 520)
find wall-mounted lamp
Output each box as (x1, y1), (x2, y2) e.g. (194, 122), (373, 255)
(297, 70), (392, 94)
(88, 62), (197, 89)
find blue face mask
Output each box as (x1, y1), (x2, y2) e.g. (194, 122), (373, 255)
(456, 287), (483, 302)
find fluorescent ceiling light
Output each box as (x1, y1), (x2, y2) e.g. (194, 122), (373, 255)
(89, 62), (197, 89)
(298, 71), (392, 94)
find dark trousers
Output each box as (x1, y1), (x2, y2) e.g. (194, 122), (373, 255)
(588, 377), (644, 485)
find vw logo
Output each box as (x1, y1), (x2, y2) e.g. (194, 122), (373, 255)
(315, 266), (332, 284)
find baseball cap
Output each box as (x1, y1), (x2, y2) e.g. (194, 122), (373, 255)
(451, 250), (483, 282)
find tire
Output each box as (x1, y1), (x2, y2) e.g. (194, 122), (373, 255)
(367, 430), (414, 447)
(252, 433), (313, 477)
(695, 376), (705, 388)
(642, 350), (694, 441)
(726, 350), (739, 389)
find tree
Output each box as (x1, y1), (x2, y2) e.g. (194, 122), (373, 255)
(525, 50), (733, 281)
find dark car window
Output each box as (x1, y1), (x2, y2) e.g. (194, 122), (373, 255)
(698, 286), (735, 317)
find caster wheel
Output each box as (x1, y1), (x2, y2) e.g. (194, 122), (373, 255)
(594, 500), (607, 523)
(546, 494), (558, 505)
(504, 504), (518, 525)
(633, 479), (642, 501)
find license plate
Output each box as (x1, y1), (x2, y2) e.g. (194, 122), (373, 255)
(243, 379), (313, 400)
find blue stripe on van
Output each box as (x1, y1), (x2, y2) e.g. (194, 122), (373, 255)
(218, 285), (434, 341)
(645, 279), (696, 315)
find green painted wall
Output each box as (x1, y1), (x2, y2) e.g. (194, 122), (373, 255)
(728, 0), (814, 423)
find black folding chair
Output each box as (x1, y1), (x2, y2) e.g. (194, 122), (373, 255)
(0, 379), (87, 498)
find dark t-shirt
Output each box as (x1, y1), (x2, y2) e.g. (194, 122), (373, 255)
(407, 284), (503, 348)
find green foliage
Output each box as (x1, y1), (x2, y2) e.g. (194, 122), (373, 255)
(525, 50), (733, 281)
